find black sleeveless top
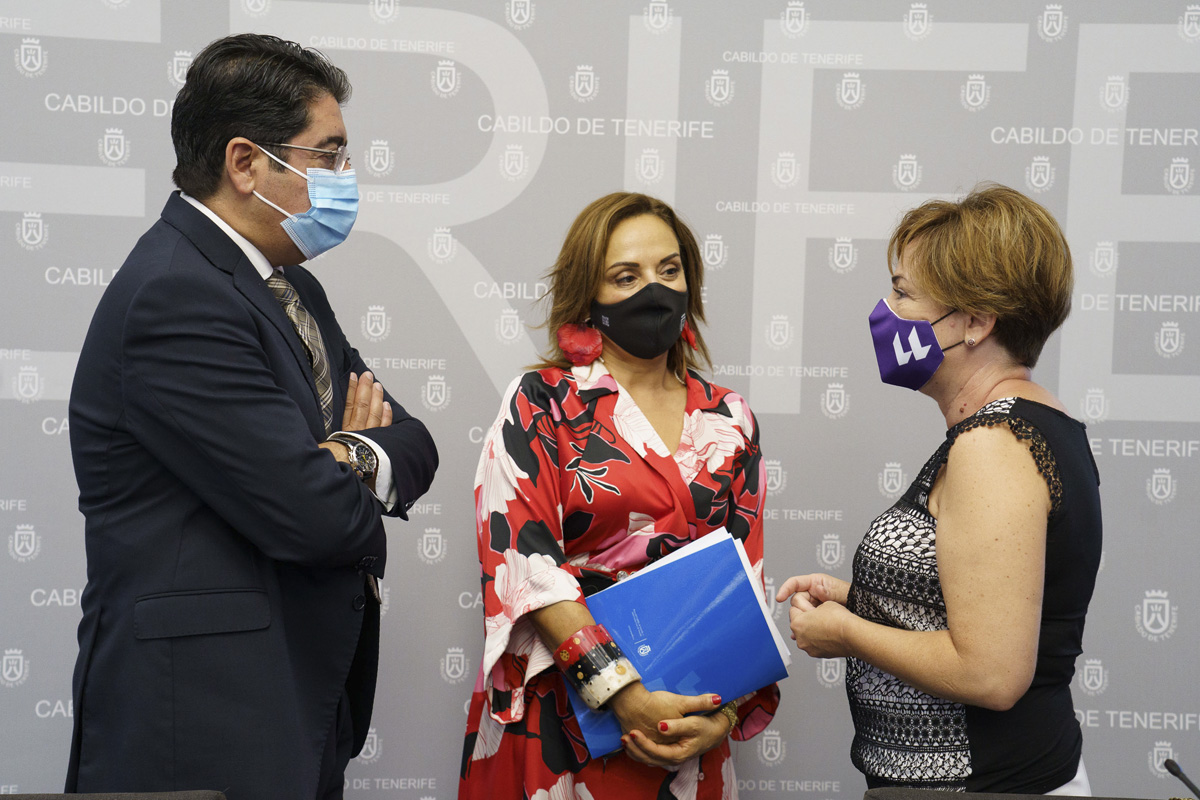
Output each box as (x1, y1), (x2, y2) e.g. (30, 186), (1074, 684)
(846, 397), (1103, 792)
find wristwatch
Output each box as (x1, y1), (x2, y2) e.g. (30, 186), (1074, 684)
(328, 434), (378, 482)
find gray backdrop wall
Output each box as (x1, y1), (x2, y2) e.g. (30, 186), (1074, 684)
(2, 1), (1198, 797)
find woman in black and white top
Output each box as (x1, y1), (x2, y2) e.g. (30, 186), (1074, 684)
(777, 183), (1102, 794)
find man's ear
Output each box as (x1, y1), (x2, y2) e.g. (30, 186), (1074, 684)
(225, 138), (258, 196)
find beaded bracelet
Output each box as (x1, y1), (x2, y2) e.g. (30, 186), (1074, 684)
(554, 624), (641, 710)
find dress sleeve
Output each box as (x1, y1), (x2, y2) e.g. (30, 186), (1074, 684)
(723, 394), (780, 741)
(474, 372), (586, 725)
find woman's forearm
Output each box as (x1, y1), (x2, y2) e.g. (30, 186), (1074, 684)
(842, 615), (1034, 711)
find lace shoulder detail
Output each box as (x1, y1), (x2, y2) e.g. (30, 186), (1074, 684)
(947, 398), (1063, 516)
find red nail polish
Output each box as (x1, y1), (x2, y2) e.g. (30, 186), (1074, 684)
(712, 695), (722, 706)
(659, 722), (668, 732)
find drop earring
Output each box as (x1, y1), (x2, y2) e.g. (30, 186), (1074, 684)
(557, 323), (603, 366)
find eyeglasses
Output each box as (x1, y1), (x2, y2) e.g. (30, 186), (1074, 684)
(261, 142), (351, 173)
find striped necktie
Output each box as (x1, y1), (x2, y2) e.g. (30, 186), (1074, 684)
(266, 272), (334, 435)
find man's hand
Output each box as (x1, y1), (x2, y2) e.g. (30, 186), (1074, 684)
(341, 371), (392, 431)
(318, 371), (391, 474)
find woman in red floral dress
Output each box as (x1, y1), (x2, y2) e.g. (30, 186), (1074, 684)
(460, 193), (779, 800)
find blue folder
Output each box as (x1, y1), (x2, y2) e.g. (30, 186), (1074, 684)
(564, 529), (790, 756)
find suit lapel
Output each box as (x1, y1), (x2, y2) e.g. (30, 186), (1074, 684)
(240, 266), (328, 438)
(161, 193), (328, 438)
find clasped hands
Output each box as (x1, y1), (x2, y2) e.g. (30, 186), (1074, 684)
(610, 683), (731, 769)
(774, 572), (854, 659)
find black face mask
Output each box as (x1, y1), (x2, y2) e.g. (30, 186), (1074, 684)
(590, 282), (689, 360)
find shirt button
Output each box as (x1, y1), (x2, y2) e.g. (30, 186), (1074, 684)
(698, 772), (705, 781)
(352, 594), (366, 611)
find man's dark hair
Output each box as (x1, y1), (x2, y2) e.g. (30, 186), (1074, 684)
(171, 33), (351, 199)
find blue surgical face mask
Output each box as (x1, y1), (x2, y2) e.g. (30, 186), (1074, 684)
(253, 144), (358, 260)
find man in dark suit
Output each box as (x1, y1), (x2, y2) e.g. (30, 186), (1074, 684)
(65, 34), (438, 800)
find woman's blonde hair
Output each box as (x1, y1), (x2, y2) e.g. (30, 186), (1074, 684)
(534, 192), (710, 374)
(887, 182), (1073, 367)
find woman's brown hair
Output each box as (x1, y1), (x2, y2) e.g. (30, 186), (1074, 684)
(888, 182), (1073, 367)
(534, 192), (710, 375)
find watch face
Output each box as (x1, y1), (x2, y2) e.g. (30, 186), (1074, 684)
(352, 442), (378, 476)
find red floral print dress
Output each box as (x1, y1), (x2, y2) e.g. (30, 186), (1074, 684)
(460, 363), (779, 800)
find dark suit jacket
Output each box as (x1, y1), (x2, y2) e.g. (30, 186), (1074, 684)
(65, 193), (438, 799)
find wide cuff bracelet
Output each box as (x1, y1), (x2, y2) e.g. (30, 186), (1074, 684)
(555, 624), (641, 710)
(573, 653), (640, 710)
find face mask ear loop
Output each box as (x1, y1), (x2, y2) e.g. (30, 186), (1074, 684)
(252, 143), (311, 222)
(253, 190), (298, 222)
(930, 309), (957, 326)
(930, 308), (964, 351)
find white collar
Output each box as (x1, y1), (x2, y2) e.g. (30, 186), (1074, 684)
(180, 192), (276, 280)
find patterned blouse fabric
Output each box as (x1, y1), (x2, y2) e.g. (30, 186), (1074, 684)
(846, 398), (1102, 793)
(460, 364), (779, 800)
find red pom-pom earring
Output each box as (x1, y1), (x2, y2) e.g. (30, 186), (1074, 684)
(681, 320), (698, 351)
(557, 323), (603, 366)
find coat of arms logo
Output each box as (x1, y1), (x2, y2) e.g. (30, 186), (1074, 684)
(836, 73), (864, 111)
(821, 383), (849, 420)
(570, 65), (598, 102)
(432, 60), (461, 98)
(441, 646), (468, 683)
(1154, 321), (1184, 358)
(893, 154), (921, 190)
(1135, 590), (1177, 641)
(369, 0), (399, 24)
(421, 375), (451, 412)
(506, 0), (535, 29)
(1180, 5), (1200, 42)
(1025, 155), (1055, 193)
(960, 74), (990, 111)
(1165, 158), (1194, 194)
(1038, 4), (1067, 42)
(703, 235), (727, 270)
(168, 51), (192, 89)
(15, 38), (48, 78)
(17, 212), (48, 251)
(1101, 75), (1127, 111)
(365, 140), (394, 178)
(828, 238), (856, 273)
(772, 152), (799, 188)
(904, 3), (931, 41)
(99, 128), (131, 167)
(1089, 241), (1117, 277)
(1, 649), (28, 687)
(643, 0), (674, 33)
(780, 1), (810, 38)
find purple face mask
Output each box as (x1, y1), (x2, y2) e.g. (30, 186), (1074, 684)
(868, 298), (958, 390)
